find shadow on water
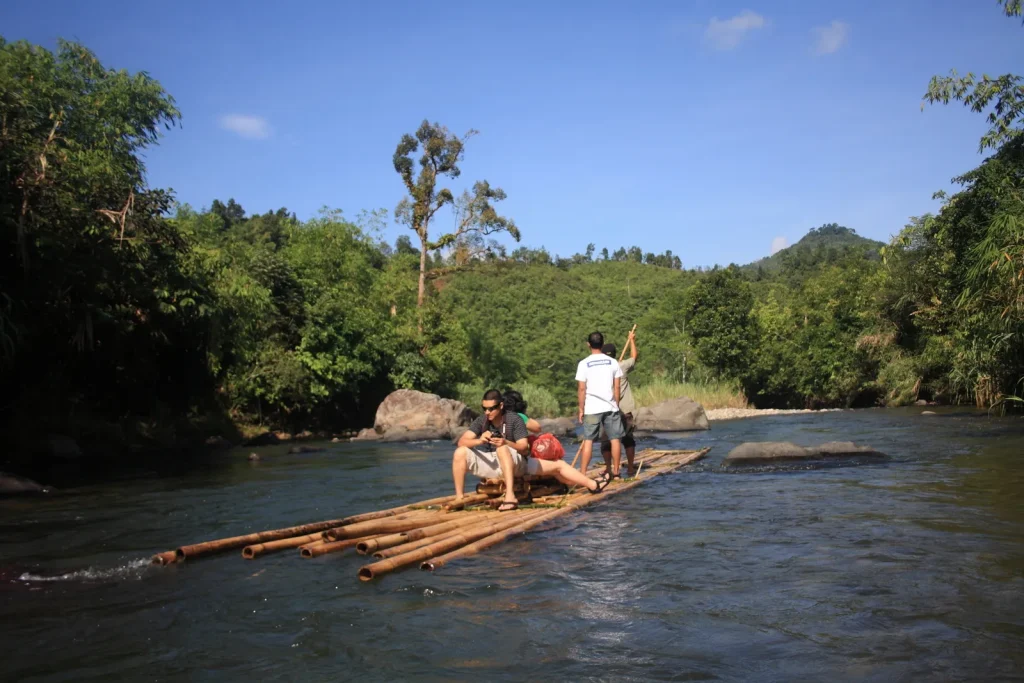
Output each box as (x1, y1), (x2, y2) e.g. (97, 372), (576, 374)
(1, 408), (1023, 681)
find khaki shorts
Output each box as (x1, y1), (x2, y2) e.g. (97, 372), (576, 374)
(464, 446), (542, 479)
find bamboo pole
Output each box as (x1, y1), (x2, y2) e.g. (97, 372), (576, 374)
(371, 515), (506, 559)
(357, 509), (550, 581)
(299, 538), (328, 553)
(163, 493), (461, 563)
(150, 550), (178, 566)
(242, 532), (325, 559)
(357, 512), (497, 555)
(324, 510), (479, 541)
(301, 535), (379, 559)
(441, 493), (491, 511)
(619, 324), (637, 362)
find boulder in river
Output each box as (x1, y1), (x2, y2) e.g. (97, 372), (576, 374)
(0, 472), (53, 495)
(371, 389), (475, 441)
(724, 440), (888, 465)
(536, 417), (576, 436)
(633, 397), (710, 432)
(352, 428), (381, 442)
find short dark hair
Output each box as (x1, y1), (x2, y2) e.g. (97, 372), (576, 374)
(482, 389), (503, 403)
(588, 331), (604, 349)
(602, 343), (616, 357)
(502, 389), (527, 414)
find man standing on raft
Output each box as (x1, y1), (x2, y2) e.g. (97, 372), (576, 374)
(600, 328), (639, 476)
(575, 331), (625, 479)
(452, 390), (608, 511)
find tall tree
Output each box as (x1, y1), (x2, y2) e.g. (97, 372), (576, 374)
(922, 1), (1024, 152)
(392, 120), (519, 313)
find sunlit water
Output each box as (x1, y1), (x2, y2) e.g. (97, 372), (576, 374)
(1, 408), (1022, 681)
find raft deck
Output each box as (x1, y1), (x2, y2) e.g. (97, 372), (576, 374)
(151, 448), (710, 581)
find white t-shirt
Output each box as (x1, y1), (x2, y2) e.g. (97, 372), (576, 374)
(575, 354), (623, 414)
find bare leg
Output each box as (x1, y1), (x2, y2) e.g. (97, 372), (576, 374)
(610, 438), (622, 476)
(626, 445), (636, 475)
(600, 441), (612, 476)
(579, 439), (594, 475)
(495, 446), (518, 505)
(452, 447), (469, 500)
(534, 459), (599, 490)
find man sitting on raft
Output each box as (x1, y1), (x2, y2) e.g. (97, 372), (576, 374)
(452, 389), (609, 511)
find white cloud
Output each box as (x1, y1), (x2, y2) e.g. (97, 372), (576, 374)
(812, 20), (849, 55)
(704, 10), (766, 50)
(770, 236), (788, 255)
(219, 114), (271, 140)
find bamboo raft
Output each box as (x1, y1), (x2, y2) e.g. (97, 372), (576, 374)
(150, 448), (709, 581)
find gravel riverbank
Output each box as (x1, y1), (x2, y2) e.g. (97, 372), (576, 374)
(705, 407), (845, 421)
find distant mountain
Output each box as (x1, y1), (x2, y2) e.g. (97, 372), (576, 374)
(740, 223), (885, 275)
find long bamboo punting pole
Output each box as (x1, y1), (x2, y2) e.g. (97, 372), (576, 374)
(421, 448), (711, 572)
(242, 532), (325, 559)
(158, 493), (462, 564)
(357, 509), (551, 581)
(356, 512), (499, 555)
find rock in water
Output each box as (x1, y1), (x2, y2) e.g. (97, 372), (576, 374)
(725, 441), (888, 464)
(352, 428), (381, 442)
(633, 397), (710, 432)
(536, 417), (576, 436)
(373, 389), (475, 440)
(0, 472), (52, 495)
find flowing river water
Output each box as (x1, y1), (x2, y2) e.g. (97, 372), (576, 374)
(1, 408), (1022, 681)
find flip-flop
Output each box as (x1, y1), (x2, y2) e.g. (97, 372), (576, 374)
(497, 501), (519, 512)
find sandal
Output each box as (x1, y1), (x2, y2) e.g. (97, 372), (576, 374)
(589, 478), (609, 494)
(497, 500), (519, 512)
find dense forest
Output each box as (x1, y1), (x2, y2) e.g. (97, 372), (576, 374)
(1, 3), (1022, 451)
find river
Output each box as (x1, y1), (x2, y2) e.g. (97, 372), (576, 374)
(1, 407), (1022, 681)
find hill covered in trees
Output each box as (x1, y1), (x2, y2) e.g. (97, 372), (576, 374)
(740, 224), (885, 279)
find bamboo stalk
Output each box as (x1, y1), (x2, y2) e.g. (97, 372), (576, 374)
(357, 509), (550, 581)
(299, 538), (328, 553)
(150, 550), (178, 566)
(242, 532), (325, 559)
(371, 515), (504, 559)
(441, 493), (491, 512)
(357, 512), (496, 554)
(324, 510), (474, 541)
(163, 493), (461, 563)
(301, 535), (378, 559)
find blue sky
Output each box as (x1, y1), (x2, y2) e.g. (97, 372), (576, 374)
(3, 1), (1021, 266)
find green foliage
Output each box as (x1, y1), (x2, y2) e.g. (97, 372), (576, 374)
(683, 267), (756, 380)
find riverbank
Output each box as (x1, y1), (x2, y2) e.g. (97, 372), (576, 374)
(705, 407), (845, 421)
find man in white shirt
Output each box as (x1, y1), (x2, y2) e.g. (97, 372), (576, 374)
(575, 331), (625, 479)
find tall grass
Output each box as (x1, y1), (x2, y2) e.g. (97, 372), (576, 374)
(632, 377), (748, 410)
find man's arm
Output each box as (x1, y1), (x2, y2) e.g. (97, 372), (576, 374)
(613, 376), (621, 405)
(510, 437), (530, 456)
(577, 380), (587, 422)
(457, 427), (489, 449)
(629, 331), (638, 362)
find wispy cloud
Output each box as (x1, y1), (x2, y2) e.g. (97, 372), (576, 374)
(219, 114), (271, 140)
(704, 10), (767, 50)
(770, 236), (788, 255)
(812, 20), (849, 55)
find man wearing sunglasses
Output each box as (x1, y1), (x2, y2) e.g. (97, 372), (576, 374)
(453, 389), (608, 511)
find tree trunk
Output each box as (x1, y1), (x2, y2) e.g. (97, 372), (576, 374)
(417, 229), (428, 334)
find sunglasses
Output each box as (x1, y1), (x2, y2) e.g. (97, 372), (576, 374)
(481, 404), (502, 413)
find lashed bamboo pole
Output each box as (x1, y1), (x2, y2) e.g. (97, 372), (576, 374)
(299, 538), (328, 554)
(357, 512), (500, 555)
(371, 515), (505, 559)
(151, 551), (178, 566)
(421, 448), (711, 572)
(324, 509), (487, 541)
(442, 493), (491, 511)
(357, 509), (550, 581)
(242, 532), (325, 559)
(301, 534), (379, 559)
(161, 493), (462, 564)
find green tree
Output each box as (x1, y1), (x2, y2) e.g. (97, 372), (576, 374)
(392, 120), (519, 314)
(683, 267), (756, 379)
